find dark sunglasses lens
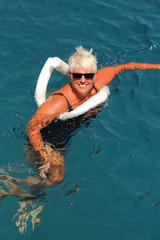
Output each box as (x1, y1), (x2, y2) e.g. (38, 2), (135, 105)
(72, 73), (95, 80)
(85, 73), (95, 79)
(72, 73), (82, 80)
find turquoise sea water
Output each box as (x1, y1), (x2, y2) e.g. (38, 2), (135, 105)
(1, 0), (160, 239)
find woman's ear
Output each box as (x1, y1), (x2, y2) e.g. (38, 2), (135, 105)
(68, 71), (71, 78)
(93, 73), (96, 83)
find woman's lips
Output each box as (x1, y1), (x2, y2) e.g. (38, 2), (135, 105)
(78, 84), (88, 88)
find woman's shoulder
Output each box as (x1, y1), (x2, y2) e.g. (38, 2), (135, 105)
(35, 91), (70, 116)
(95, 66), (116, 89)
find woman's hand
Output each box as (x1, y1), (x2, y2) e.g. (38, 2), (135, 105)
(39, 160), (51, 179)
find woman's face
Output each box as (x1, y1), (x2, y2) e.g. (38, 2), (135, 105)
(69, 66), (96, 98)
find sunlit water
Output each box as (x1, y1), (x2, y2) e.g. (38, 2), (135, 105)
(0, 0), (160, 239)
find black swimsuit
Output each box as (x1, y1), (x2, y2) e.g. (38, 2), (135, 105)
(41, 85), (99, 148)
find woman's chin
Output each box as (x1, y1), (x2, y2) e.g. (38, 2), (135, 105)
(77, 88), (90, 96)
(72, 83), (94, 98)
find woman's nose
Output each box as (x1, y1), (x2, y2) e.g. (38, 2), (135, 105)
(80, 76), (86, 83)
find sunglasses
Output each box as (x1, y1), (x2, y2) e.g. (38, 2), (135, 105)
(71, 73), (95, 80)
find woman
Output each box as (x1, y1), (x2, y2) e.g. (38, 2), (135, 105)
(27, 46), (160, 183)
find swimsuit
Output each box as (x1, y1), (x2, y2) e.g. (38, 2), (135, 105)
(40, 113), (96, 149)
(41, 85), (98, 148)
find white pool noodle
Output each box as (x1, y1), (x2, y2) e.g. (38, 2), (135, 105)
(58, 86), (110, 120)
(35, 57), (69, 107)
(35, 57), (110, 120)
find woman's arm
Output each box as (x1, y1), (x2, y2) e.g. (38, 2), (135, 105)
(115, 62), (160, 74)
(95, 62), (160, 89)
(27, 113), (54, 159)
(27, 95), (69, 175)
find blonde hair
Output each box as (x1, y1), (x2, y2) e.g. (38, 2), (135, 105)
(68, 46), (97, 72)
